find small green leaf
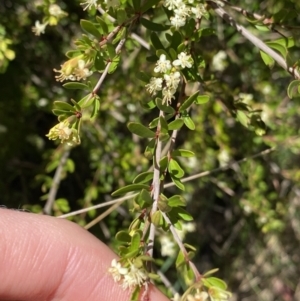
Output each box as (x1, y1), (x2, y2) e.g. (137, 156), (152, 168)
(95, 16), (108, 34)
(172, 149), (195, 157)
(116, 9), (128, 24)
(78, 94), (94, 109)
(150, 32), (165, 50)
(133, 172), (154, 184)
(168, 195), (186, 207)
(94, 52), (105, 70)
(149, 117), (159, 129)
(176, 207), (193, 221)
(176, 250), (186, 268)
(151, 210), (163, 227)
(159, 156), (168, 172)
(52, 109), (74, 117)
(135, 189), (153, 209)
(128, 122), (156, 138)
(195, 95), (210, 104)
(169, 158), (185, 178)
(183, 116), (195, 130)
(202, 277), (227, 290)
(144, 138), (156, 159)
(90, 97), (100, 118)
(112, 184), (149, 196)
(80, 19), (101, 39)
(260, 51), (275, 68)
(63, 82), (89, 90)
(287, 79), (300, 98)
(179, 91), (199, 112)
(108, 56), (120, 74)
(53, 101), (76, 112)
(159, 116), (169, 133)
(170, 175), (185, 190)
(159, 132), (170, 141)
(116, 231), (131, 242)
(156, 98), (176, 114)
(70, 98), (81, 112)
(168, 119), (184, 130)
(140, 18), (169, 31)
(236, 110), (249, 127)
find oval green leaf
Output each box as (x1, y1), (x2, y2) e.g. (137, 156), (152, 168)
(179, 91), (199, 112)
(63, 82), (89, 90)
(168, 119), (184, 130)
(133, 172), (154, 184)
(128, 122), (156, 138)
(112, 184), (149, 196)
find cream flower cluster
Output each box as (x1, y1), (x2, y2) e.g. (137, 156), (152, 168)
(54, 59), (93, 82)
(80, 0), (119, 10)
(108, 259), (148, 290)
(145, 52), (193, 104)
(163, 0), (207, 28)
(46, 120), (80, 146)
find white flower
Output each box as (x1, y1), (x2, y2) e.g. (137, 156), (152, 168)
(154, 54), (172, 73)
(162, 87), (176, 104)
(173, 52), (193, 69)
(164, 71), (181, 90)
(160, 235), (176, 257)
(46, 120), (78, 145)
(122, 263), (148, 290)
(163, 0), (183, 10)
(187, 292), (209, 301)
(49, 4), (65, 17)
(146, 77), (163, 95)
(211, 50), (227, 71)
(170, 15), (186, 28)
(80, 0), (99, 10)
(191, 4), (206, 19)
(108, 259), (128, 282)
(73, 60), (93, 80)
(32, 21), (47, 36)
(174, 4), (190, 18)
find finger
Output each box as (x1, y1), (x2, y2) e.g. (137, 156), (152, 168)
(0, 209), (169, 301)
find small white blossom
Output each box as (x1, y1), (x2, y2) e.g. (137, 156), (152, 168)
(191, 4), (206, 19)
(164, 71), (181, 90)
(49, 4), (65, 17)
(154, 54), (172, 73)
(173, 52), (193, 69)
(174, 4), (191, 18)
(160, 235), (176, 257)
(212, 50), (227, 71)
(162, 87), (176, 104)
(187, 291), (209, 301)
(108, 259), (129, 282)
(146, 77), (163, 95)
(32, 21), (47, 36)
(73, 60), (93, 80)
(122, 263), (148, 290)
(170, 15), (186, 28)
(163, 0), (183, 10)
(80, 0), (99, 10)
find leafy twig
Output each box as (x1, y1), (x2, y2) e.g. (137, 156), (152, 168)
(207, 1), (300, 79)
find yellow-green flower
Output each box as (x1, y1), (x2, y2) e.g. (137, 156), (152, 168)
(46, 121), (80, 146)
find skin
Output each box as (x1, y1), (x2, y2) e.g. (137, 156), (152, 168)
(0, 209), (170, 301)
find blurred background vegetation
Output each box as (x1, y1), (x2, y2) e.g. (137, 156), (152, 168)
(1, 0), (300, 300)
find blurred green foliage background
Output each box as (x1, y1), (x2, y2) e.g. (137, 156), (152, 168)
(1, 0), (300, 300)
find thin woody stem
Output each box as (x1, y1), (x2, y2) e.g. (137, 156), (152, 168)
(148, 110), (164, 257)
(207, 0), (300, 79)
(161, 211), (202, 280)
